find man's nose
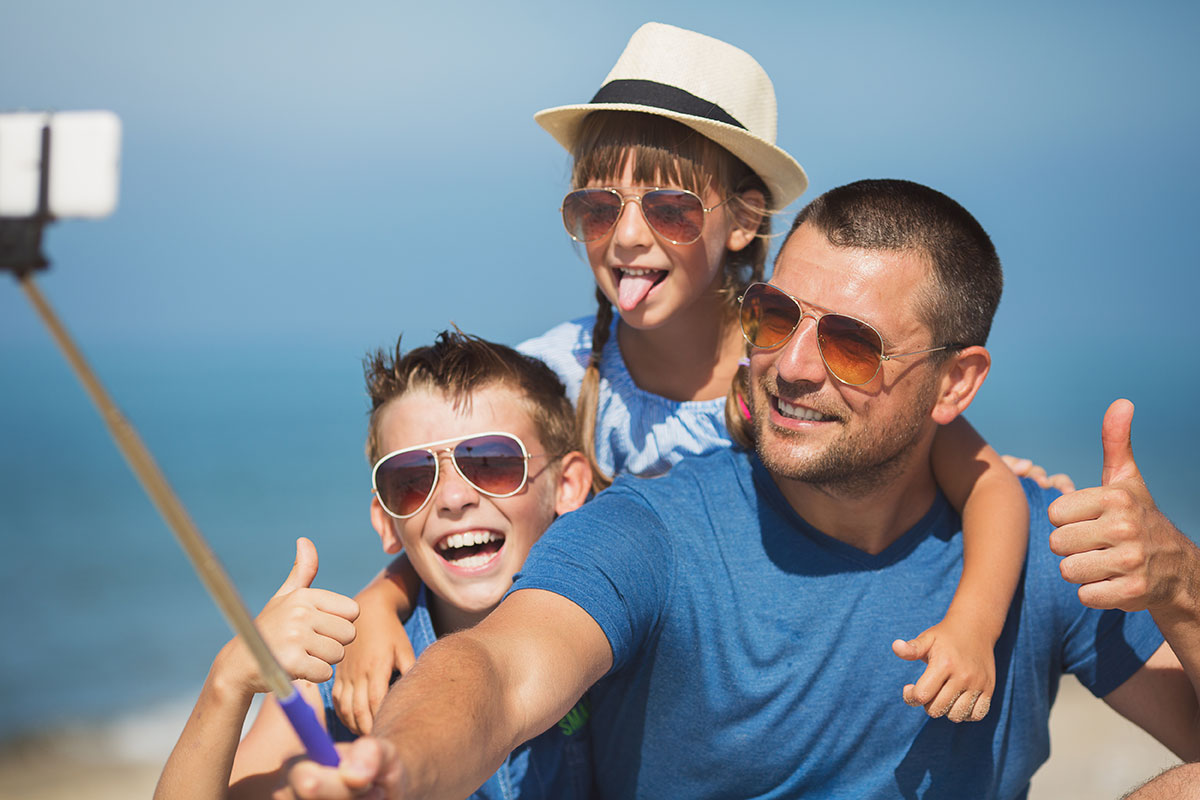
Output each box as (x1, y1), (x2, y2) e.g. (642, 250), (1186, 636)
(773, 316), (827, 386)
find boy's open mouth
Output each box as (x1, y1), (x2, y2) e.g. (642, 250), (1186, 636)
(436, 530), (505, 569)
(615, 267), (667, 311)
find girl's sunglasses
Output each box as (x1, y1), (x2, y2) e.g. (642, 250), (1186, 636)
(560, 187), (730, 245)
(738, 282), (959, 386)
(371, 432), (544, 519)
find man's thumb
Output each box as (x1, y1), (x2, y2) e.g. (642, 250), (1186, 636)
(1100, 399), (1139, 486)
(275, 537), (319, 596)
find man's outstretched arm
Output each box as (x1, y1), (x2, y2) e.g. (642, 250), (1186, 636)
(1050, 399), (1200, 759)
(289, 587), (612, 799)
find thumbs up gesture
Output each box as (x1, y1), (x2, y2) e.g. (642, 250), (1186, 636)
(1048, 400), (1196, 613)
(214, 538), (360, 700)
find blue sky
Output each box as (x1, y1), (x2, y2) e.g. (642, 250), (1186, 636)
(1, 0), (1198, 736)
(2, 2), (1197, 522)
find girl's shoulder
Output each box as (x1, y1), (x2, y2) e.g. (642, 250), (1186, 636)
(518, 314), (609, 388)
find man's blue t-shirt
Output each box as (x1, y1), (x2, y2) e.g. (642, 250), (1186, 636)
(510, 448), (1164, 799)
(319, 585), (593, 800)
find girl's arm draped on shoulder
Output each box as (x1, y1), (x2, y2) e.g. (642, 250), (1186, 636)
(891, 417), (1028, 722)
(333, 553), (420, 734)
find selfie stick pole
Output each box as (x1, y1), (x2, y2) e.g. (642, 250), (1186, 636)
(2, 122), (339, 766)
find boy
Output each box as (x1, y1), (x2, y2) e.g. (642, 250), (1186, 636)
(155, 330), (593, 799)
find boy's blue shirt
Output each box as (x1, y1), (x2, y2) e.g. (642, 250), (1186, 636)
(319, 584), (593, 800)
(510, 447), (1164, 799)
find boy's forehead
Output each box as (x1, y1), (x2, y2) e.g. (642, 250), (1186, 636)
(377, 384), (544, 451)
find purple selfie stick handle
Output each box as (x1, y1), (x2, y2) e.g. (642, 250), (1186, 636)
(279, 689), (340, 766)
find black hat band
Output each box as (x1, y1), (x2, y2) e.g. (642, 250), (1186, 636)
(589, 79), (746, 130)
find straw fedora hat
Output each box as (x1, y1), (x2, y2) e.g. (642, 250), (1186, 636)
(534, 22), (808, 209)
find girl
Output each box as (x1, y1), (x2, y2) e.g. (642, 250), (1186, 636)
(335, 21), (1029, 733)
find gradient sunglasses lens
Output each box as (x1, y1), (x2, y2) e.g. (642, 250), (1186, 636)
(816, 314), (884, 385)
(451, 434), (528, 497)
(373, 449), (437, 518)
(739, 282), (802, 349)
(739, 282), (884, 385)
(561, 189), (707, 244)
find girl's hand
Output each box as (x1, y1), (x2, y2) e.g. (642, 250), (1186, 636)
(891, 617), (995, 723)
(332, 581), (417, 735)
(212, 537), (359, 700)
(1001, 454), (1076, 494)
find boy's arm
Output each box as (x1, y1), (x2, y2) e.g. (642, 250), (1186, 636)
(154, 539), (358, 800)
(289, 587), (612, 799)
(333, 553), (420, 734)
(892, 416), (1028, 721)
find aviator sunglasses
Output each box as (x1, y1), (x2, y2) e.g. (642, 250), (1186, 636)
(738, 282), (960, 386)
(561, 187), (731, 245)
(372, 432), (547, 519)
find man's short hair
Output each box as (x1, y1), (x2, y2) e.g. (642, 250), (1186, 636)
(363, 330), (577, 464)
(789, 179), (1003, 349)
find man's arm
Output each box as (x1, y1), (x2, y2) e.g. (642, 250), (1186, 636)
(1050, 400), (1200, 759)
(290, 587), (612, 799)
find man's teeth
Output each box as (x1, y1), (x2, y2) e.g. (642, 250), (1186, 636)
(437, 531), (502, 551)
(777, 398), (830, 422)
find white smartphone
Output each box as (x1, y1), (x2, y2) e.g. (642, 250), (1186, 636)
(0, 111), (121, 219)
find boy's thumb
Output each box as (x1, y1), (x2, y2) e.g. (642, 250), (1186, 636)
(891, 633), (932, 662)
(275, 537), (319, 596)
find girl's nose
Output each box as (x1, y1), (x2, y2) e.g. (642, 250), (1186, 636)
(612, 195), (654, 249)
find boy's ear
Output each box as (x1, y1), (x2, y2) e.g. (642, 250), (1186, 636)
(553, 451), (592, 515)
(370, 495), (404, 554)
(725, 188), (766, 253)
(930, 346), (991, 425)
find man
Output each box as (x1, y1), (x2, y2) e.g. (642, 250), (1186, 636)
(290, 180), (1200, 798)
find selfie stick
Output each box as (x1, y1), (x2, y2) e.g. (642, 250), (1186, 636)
(0, 119), (339, 766)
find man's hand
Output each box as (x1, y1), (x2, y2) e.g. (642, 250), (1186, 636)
(1048, 400), (1199, 614)
(288, 737), (401, 799)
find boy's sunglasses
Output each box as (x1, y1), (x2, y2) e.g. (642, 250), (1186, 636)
(738, 282), (960, 386)
(560, 187), (730, 246)
(372, 432), (545, 519)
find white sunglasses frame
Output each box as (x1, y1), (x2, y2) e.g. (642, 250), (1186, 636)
(371, 431), (535, 520)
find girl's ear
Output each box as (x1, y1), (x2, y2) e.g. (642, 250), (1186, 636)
(553, 451), (593, 515)
(726, 188), (766, 253)
(370, 495), (404, 554)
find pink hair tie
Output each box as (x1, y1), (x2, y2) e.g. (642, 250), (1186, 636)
(737, 393), (752, 420)
(738, 358), (750, 367)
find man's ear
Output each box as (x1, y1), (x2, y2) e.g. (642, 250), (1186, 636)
(931, 346), (991, 425)
(370, 495), (404, 554)
(553, 451), (593, 515)
(725, 189), (766, 253)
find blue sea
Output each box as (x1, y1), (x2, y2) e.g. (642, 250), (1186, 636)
(1, 334), (1197, 756)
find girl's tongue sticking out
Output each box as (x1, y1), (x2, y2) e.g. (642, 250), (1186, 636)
(617, 268), (665, 311)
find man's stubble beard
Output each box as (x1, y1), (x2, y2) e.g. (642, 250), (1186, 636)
(752, 373), (940, 499)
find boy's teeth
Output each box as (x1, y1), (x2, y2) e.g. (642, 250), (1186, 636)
(777, 399), (830, 422)
(437, 531), (500, 551)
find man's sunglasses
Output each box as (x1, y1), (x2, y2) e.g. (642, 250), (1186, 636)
(560, 187), (730, 245)
(738, 282), (960, 386)
(371, 432), (547, 519)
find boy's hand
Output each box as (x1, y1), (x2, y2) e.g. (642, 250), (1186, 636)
(1001, 454), (1076, 494)
(891, 619), (995, 722)
(214, 537), (359, 699)
(332, 583), (416, 735)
